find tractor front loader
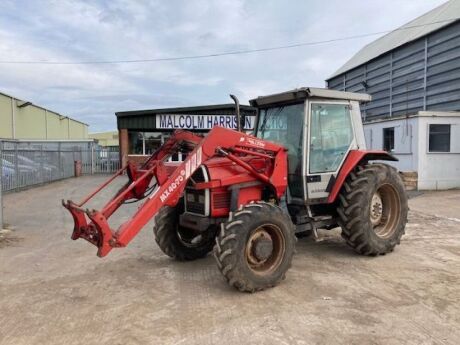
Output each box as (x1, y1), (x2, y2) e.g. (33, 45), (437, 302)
(63, 87), (408, 292)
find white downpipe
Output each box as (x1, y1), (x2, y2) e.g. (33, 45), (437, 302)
(11, 98), (16, 139)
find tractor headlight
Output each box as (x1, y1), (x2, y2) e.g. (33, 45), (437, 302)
(198, 195), (205, 204)
(186, 193), (195, 202)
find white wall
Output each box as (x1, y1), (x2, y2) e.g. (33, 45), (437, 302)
(364, 114), (460, 190)
(417, 116), (460, 190)
(363, 118), (419, 172)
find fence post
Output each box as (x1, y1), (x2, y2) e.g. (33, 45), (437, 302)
(58, 142), (62, 178)
(108, 148), (112, 174)
(40, 143), (44, 184)
(0, 141), (3, 228)
(14, 142), (19, 191)
(91, 142), (95, 175)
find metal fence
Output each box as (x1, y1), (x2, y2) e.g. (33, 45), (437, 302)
(0, 140), (120, 193)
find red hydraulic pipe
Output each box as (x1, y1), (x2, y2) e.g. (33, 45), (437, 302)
(77, 165), (126, 207)
(230, 146), (274, 159)
(101, 166), (156, 218)
(219, 148), (271, 184)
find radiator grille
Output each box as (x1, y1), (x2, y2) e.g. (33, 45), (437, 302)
(185, 167), (208, 215)
(185, 190), (206, 215)
(213, 192), (231, 209)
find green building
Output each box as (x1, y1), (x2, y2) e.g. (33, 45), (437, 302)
(0, 92), (88, 140)
(88, 131), (119, 148)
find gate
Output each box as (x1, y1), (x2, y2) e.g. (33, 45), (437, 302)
(92, 146), (121, 174)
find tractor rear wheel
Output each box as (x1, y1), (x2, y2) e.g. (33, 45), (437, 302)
(337, 163), (408, 255)
(214, 202), (296, 292)
(154, 206), (216, 261)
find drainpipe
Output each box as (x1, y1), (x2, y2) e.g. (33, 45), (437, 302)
(45, 110), (48, 139)
(10, 97), (16, 139)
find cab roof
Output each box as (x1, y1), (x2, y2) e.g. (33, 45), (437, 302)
(249, 87), (372, 107)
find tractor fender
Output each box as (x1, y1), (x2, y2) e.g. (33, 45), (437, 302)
(327, 150), (398, 203)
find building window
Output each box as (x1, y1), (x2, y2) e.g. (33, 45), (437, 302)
(144, 132), (164, 155)
(128, 131), (143, 154)
(429, 124), (450, 152)
(128, 131), (170, 155)
(383, 127), (395, 152)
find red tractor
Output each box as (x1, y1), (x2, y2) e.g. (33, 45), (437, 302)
(63, 87), (408, 292)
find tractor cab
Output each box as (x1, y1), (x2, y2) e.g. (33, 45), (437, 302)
(250, 87), (370, 204)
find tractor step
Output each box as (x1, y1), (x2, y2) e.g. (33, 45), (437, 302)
(294, 215), (336, 233)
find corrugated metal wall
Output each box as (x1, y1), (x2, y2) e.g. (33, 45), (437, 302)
(327, 20), (460, 121)
(0, 93), (88, 140)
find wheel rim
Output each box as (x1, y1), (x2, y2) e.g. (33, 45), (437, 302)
(245, 224), (285, 274)
(370, 184), (401, 238)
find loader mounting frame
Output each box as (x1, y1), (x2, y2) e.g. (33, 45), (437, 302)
(63, 126), (288, 257)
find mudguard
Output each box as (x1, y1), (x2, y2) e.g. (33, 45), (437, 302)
(327, 150), (398, 203)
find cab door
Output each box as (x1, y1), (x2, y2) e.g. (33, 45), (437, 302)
(304, 100), (356, 202)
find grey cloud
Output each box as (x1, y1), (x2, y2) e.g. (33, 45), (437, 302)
(0, 0), (447, 132)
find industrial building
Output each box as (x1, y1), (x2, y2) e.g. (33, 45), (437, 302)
(327, 0), (460, 189)
(89, 131), (119, 148)
(0, 91), (88, 140)
(116, 104), (256, 166)
(363, 111), (460, 190)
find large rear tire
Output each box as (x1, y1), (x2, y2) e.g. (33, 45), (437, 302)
(214, 202), (296, 292)
(337, 163), (408, 255)
(154, 206), (216, 261)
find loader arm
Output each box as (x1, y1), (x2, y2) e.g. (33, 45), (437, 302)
(63, 126), (287, 257)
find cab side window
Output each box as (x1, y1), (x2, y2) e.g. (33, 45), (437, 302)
(309, 103), (353, 173)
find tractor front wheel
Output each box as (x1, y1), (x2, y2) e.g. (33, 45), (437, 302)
(337, 163), (408, 255)
(154, 206), (216, 261)
(214, 202), (296, 292)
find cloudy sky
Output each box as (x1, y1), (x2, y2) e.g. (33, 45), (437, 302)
(0, 0), (447, 132)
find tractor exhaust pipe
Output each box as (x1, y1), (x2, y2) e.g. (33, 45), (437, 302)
(230, 94), (242, 132)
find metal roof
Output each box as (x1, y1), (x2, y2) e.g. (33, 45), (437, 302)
(0, 91), (89, 126)
(328, 0), (460, 79)
(249, 87), (371, 107)
(116, 103), (256, 117)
